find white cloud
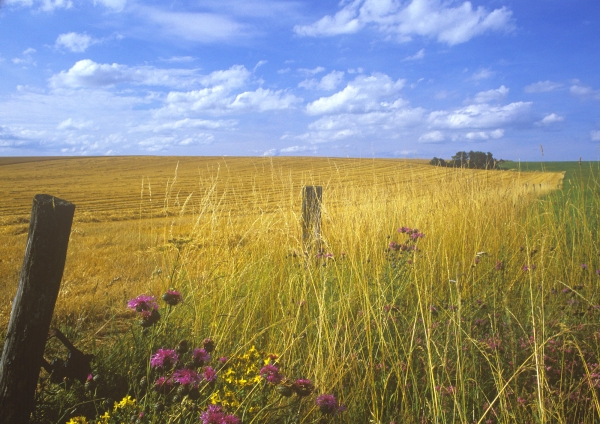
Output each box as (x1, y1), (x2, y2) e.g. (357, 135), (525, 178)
(55, 32), (96, 53)
(472, 85), (509, 103)
(137, 6), (251, 43)
(538, 113), (564, 125)
(157, 65), (301, 115)
(524, 80), (563, 93)
(298, 66), (326, 76)
(591, 130), (600, 141)
(280, 145), (317, 153)
(295, 0), (513, 45)
(12, 48), (36, 66)
(57, 118), (94, 130)
(49, 59), (204, 89)
(570, 81), (600, 99)
(428, 101), (532, 129)
(299, 70), (345, 91)
(465, 129), (504, 140)
(230, 87), (302, 111)
(470, 68), (494, 81)
(404, 48), (425, 61)
(6, 0), (72, 11)
(253, 60), (268, 72)
(419, 130), (445, 143)
(306, 73), (405, 115)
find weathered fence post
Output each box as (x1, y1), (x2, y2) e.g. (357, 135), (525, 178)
(302, 186), (322, 251)
(0, 194), (75, 424)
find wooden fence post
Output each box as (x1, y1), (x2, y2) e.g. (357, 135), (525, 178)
(0, 194), (75, 424)
(302, 186), (322, 251)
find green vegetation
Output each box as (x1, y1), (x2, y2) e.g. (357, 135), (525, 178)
(430, 151), (502, 169)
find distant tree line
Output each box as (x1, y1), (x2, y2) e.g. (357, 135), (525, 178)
(430, 151), (504, 170)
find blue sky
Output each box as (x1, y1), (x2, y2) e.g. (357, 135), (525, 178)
(1, 0), (599, 160)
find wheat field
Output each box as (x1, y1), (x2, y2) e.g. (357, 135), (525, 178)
(0, 156), (563, 328)
(5, 156), (589, 424)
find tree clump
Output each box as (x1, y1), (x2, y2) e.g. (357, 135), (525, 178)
(430, 151), (504, 170)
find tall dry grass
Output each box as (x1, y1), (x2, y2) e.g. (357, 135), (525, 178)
(6, 157), (594, 424)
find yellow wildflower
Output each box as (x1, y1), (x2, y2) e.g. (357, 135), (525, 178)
(66, 417), (88, 424)
(115, 395), (135, 411)
(96, 411), (110, 424)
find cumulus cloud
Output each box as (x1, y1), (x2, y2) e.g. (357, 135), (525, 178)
(570, 81), (600, 99)
(299, 70), (345, 91)
(524, 80), (563, 93)
(55, 32), (96, 53)
(465, 129), (504, 140)
(537, 113), (564, 126)
(295, 0), (513, 45)
(419, 130), (445, 143)
(306, 73), (405, 115)
(471, 85), (509, 103)
(428, 101), (532, 129)
(49, 59), (204, 89)
(158, 65), (302, 115)
(591, 130), (600, 142)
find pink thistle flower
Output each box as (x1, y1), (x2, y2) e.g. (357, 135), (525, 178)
(192, 348), (211, 366)
(172, 368), (202, 387)
(200, 405), (224, 424)
(153, 376), (174, 393)
(581, 263), (588, 270)
(162, 290), (183, 306)
(495, 261), (504, 271)
(316, 394), (347, 415)
(260, 364), (283, 384)
(150, 348), (178, 369)
(127, 295), (158, 312)
(203, 366), (217, 383)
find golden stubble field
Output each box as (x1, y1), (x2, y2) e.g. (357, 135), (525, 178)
(0, 156), (564, 332)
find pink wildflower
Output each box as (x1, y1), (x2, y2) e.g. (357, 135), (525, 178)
(162, 290), (183, 306)
(150, 348), (178, 369)
(316, 394), (347, 415)
(203, 366), (217, 383)
(172, 368), (202, 387)
(127, 295), (158, 312)
(192, 348), (211, 366)
(260, 364), (283, 384)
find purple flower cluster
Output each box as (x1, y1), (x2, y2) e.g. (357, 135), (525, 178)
(399, 227), (425, 239)
(200, 405), (240, 424)
(172, 368), (202, 387)
(315, 394), (347, 415)
(150, 348), (179, 369)
(192, 348), (211, 366)
(260, 364), (284, 384)
(162, 290), (183, 306)
(203, 366), (217, 383)
(127, 295), (158, 312)
(127, 294), (160, 327)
